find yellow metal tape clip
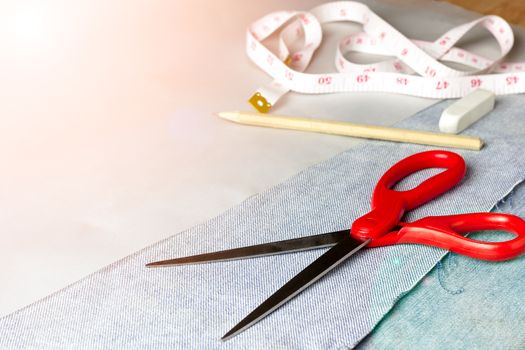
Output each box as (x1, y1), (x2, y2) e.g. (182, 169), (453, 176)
(248, 92), (272, 113)
(284, 55), (292, 66)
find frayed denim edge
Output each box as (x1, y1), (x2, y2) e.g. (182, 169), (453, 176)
(343, 175), (525, 350)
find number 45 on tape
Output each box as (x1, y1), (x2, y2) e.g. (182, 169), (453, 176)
(246, 1), (525, 113)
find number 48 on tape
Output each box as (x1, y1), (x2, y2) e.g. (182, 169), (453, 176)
(246, 1), (525, 113)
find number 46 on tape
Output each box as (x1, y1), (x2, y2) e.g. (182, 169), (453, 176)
(246, 1), (525, 113)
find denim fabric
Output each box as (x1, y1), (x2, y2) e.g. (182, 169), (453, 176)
(357, 181), (525, 350)
(0, 96), (524, 349)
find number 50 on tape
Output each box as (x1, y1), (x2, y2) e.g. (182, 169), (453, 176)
(246, 1), (525, 112)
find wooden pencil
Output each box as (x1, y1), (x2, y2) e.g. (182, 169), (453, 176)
(217, 111), (483, 151)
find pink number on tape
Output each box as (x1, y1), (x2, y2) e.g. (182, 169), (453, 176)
(246, 2), (525, 113)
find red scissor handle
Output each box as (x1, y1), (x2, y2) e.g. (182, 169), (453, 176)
(369, 213), (525, 261)
(351, 150), (466, 241)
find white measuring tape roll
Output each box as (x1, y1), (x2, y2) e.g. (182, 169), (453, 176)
(246, 1), (525, 113)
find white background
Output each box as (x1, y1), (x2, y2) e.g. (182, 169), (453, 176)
(0, 0), (524, 316)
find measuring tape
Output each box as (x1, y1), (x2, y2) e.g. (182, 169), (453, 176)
(247, 1), (525, 113)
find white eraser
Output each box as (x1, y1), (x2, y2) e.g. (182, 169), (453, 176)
(439, 89), (495, 134)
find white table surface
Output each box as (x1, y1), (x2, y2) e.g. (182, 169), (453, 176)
(1, 0), (524, 316)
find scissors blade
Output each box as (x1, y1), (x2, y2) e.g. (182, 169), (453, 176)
(222, 236), (371, 341)
(146, 230), (348, 268)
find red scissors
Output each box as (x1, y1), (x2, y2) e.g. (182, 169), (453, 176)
(147, 150), (525, 340)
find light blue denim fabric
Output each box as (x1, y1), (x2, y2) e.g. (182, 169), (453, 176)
(357, 181), (525, 350)
(0, 96), (524, 349)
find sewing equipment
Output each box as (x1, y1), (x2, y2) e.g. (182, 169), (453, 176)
(217, 111), (484, 150)
(147, 150), (525, 340)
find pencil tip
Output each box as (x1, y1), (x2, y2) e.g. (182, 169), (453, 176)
(216, 111), (237, 122)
